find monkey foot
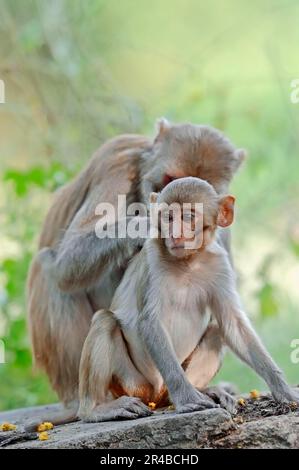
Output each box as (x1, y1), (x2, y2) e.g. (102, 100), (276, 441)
(203, 386), (236, 414)
(273, 386), (299, 406)
(175, 403), (217, 414)
(175, 390), (219, 414)
(82, 396), (153, 423)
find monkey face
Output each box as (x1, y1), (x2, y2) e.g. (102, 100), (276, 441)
(150, 119), (246, 196)
(151, 177), (235, 259)
(162, 206), (204, 258)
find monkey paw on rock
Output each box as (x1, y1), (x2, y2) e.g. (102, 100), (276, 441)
(273, 386), (299, 406)
(285, 388), (299, 406)
(175, 389), (219, 414)
(81, 396), (153, 423)
(203, 386), (237, 414)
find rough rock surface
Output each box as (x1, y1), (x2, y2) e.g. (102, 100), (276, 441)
(0, 397), (299, 449)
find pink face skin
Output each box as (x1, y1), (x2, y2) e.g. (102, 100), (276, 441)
(151, 179), (235, 260)
(161, 195), (235, 259)
(163, 207), (204, 259)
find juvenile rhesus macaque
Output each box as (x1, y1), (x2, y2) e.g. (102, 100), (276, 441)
(27, 119), (246, 409)
(77, 177), (299, 422)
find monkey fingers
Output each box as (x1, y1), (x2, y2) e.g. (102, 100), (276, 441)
(273, 387), (299, 405)
(203, 386), (236, 414)
(82, 396), (153, 423)
(175, 402), (218, 414)
(175, 390), (219, 414)
(289, 388), (299, 406)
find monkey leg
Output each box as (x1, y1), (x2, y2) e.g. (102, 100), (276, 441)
(78, 309), (153, 422)
(27, 253), (94, 404)
(185, 324), (225, 389)
(184, 324), (236, 413)
(81, 396), (152, 423)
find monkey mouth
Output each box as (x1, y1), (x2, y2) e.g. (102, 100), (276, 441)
(168, 246), (197, 260)
(170, 245), (185, 250)
(168, 244), (188, 257)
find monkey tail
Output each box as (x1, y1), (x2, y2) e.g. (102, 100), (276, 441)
(24, 406), (79, 433)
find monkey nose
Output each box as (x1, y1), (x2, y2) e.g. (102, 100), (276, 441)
(170, 236), (184, 246)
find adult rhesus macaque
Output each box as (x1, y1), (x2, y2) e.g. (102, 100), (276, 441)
(27, 119), (245, 409)
(78, 178), (299, 422)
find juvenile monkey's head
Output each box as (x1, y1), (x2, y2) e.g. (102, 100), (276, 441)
(142, 118), (245, 199)
(150, 176), (235, 259)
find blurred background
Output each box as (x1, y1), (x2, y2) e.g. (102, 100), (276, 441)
(0, 0), (299, 411)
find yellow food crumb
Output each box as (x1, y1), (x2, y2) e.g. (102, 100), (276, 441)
(0, 422), (17, 432)
(44, 422), (54, 430)
(168, 404), (175, 411)
(37, 422), (54, 432)
(238, 398), (246, 407)
(233, 416), (244, 424)
(148, 402), (156, 410)
(249, 389), (260, 400)
(38, 431), (49, 441)
(290, 401), (298, 410)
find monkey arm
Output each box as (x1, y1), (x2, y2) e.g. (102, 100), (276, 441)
(216, 228), (234, 268)
(138, 308), (216, 410)
(39, 219), (145, 292)
(211, 282), (299, 403)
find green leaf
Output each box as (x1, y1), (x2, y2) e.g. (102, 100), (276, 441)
(257, 282), (279, 318)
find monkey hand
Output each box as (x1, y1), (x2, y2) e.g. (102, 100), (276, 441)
(273, 386), (299, 406)
(203, 386), (237, 414)
(173, 386), (219, 414)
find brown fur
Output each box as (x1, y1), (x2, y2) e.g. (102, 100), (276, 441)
(27, 120), (245, 406)
(77, 177), (234, 421)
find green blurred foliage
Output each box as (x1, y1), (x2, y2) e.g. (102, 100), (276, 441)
(256, 255), (280, 318)
(4, 163), (72, 196)
(0, 0), (299, 410)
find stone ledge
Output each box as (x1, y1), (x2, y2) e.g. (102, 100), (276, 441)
(0, 400), (299, 449)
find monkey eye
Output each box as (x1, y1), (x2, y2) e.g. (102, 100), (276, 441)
(182, 212), (194, 222)
(161, 211), (173, 222)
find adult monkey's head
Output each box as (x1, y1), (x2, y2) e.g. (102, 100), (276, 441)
(140, 118), (246, 202)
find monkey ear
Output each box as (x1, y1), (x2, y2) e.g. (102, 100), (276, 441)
(154, 117), (171, 142)
(234, 148), (247, 169)
(217, 195), (235, 227)
(150, 192), (158, 204)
